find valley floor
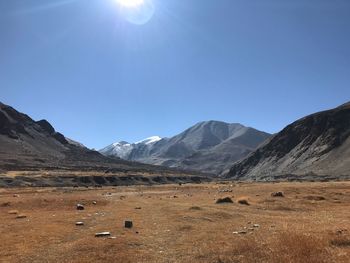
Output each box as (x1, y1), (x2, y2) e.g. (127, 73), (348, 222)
(0, 181), (350, 263)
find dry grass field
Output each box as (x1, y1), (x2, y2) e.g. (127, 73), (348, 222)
(1, 181), (350, 263)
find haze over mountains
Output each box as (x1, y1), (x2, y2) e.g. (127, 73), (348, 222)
(100, 121), (271, 174)
(225, 102), (350, 181)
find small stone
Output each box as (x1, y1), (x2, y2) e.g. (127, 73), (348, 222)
(76, 204), (85, 210)
(16, 214), (27, 219)
(253, 224), (260, 228)
(8, 210), (18, 215)
(13, 194), (19, 197)
(271, 192), (284, 197)
(238, 230), (247, 234)
(76, 222), (84, 226)
(92, 201), (97, 205)
(95, 232), (111, 237)
(135, 207), (142, 210)
(125, 220), (133, 228)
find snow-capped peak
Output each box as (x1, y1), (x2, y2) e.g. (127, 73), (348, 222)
(136, 136), (162, 145)
(99, 136), (162, 159)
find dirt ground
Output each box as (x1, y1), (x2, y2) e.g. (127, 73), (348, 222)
(0, 181), (350, 263)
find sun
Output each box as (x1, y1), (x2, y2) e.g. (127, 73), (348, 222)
(116, 0), (144, 7)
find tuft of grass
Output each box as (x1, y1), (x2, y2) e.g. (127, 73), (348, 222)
(200, 231), (332, 263)
(237, 197), (250, 206)
(304, 195), (326, 201)
(330, 236), (350, 247)
(189, 206), (202, 210)
(216, 197), (233, 204)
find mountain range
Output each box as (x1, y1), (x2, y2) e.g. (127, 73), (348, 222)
(224, 102), (350, 181)
(1, 100), (349, 182)
(0, 102), (194, 176)
(100, 121), (271, 174)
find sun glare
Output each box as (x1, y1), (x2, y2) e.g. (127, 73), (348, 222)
(116, 0), (144, 7)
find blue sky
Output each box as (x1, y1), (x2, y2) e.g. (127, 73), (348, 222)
(1, 0), (350, 149)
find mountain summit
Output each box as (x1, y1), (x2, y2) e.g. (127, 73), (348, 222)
(100, 121), (271, 174)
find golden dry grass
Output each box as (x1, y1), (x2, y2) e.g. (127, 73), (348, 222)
(0, 181), (350, 262)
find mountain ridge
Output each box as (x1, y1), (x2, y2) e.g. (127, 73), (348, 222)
(0, 102), (201, 177)
(100, 120), (271, 173)
(224, 101), (350, 180)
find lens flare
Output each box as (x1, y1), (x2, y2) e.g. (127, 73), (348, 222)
(116, 0), (144, 8)
(116, 0), (155, 25)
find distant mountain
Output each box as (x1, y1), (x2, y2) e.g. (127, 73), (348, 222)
(0, 102), (193, 175)
(224, 102), (350, 181)
(100, 121), (271, 174)
(100, 136), (162, 159)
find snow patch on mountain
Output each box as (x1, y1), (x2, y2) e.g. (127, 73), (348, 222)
(136, 136), (162, 145)
(99, 136), (162, 159)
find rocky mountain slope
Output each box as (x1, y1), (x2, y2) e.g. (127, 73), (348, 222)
(224, 102), (350, 181)
(100, 121), (271, 174)
(0, 102), (197, 176)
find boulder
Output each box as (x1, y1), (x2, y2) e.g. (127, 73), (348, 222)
(125, 220), (133, 228)
(76, 204), (85, 210)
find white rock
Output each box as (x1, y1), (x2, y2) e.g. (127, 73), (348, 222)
(95, 232), (111, 237)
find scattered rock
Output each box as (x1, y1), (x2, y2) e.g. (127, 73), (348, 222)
(95, 232), (111, 237)
(76, 222), (84, 226)
(92, 201), (97, 205)
(189, 206), (202, 210)
(253, 224), (260, 228)
(219, 189), (233, 193)
(271, 192), (284, 197)
(8, 210), (18, 214)
(233, 230), (247, 234)
(76, 204), (85, 210)
(237, 198), (250, 205)
(16, 214), (27, 219)
(216, 197), (233, 204)
(125, 220), (133, 228)
(135, 207), (142, 210)
(13, 194), (19, 198)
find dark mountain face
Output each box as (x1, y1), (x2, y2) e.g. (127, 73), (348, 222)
(0, 102), (192, 175)
(100, 121), (271, 174)
(224, 102), (350, 181)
